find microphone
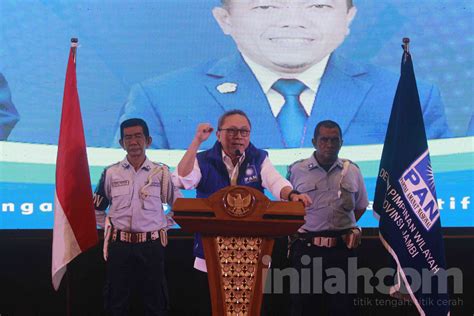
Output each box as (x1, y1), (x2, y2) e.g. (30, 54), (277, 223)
(235, 149), (242, 158)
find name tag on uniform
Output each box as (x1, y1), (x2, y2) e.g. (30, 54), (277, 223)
(112, 180), (129, 187)
(244, 165), (258, 184)
(149, 181), (160, 187)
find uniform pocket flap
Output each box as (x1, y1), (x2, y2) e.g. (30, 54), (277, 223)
(296, 184), (317, 194)
(143, 196), (163, 211)
(111, 185), (130, 197)
(341, 182), (357, 193)
(143, 185), (161, 198)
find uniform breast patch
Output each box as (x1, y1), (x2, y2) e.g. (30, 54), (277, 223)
(112, 180), (129, 187)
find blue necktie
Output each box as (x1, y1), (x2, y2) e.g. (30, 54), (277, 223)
(273, 79), (307, 148)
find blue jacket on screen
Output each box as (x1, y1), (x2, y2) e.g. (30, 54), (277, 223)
(193, 141), (267, 259)
(115, 53), (451, 149)
(467, 115), (474, 136)
(0, 73), (19, 140)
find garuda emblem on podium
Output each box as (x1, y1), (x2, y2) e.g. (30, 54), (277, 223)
(224, 187), (255, 218)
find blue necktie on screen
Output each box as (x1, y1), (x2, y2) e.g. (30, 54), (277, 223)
(273, 79), (308, 148)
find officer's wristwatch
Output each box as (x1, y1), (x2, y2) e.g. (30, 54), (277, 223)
(288, 189), (300, 201)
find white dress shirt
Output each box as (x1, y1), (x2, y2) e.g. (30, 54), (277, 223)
(173, 150), (292, 272)
(242, 54), (330, 117)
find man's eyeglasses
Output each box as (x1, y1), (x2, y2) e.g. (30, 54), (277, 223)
(218, 128), (251, 137)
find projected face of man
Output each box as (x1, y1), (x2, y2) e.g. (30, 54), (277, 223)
(213, 0), (356, 74)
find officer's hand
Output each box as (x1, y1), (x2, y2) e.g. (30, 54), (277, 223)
(290, 193), (312, 207)
(195, 123), (214, 143)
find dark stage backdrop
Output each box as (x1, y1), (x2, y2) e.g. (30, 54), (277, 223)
(0, 0), (473, 230)
(0, 229), (471, 316)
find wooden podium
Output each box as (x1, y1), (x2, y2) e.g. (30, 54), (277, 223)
(173, 186), (305, 316)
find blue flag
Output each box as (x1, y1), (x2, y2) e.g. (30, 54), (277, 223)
(373, 47), (449, 315)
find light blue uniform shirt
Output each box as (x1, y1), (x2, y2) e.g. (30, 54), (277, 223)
(94, 157), (181, 233)
(288, 154), (369, 232)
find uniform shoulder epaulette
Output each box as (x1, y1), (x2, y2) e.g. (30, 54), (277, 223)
(104, 161), (121, 170)
(341, 158), (360, 169)
(286, 158), (306, 179)
(288, 158), (306, 171)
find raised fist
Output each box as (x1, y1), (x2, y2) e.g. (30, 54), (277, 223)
(195, 123), (214, 143)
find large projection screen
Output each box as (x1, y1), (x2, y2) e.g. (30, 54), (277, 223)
(0, 0), (472, 229)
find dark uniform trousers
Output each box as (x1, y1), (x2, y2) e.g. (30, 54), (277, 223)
(290, 238), (356, 316)
(106, 240), (168, 316)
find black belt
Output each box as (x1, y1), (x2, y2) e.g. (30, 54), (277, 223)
(296, 228), (351, 238)
(294, 229), (351, 248)
(111, 229), (160, 243)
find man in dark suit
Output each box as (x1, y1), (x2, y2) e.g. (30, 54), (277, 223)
(115, 0), (450, 149)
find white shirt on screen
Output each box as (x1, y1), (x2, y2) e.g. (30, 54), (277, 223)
(242, 54), (330, 117)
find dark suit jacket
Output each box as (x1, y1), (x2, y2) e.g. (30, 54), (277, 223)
(115, 54), (450, 149)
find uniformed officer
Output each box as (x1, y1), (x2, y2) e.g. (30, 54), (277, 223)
(94, 118), (181, 316)
(287, 120), (369, 316)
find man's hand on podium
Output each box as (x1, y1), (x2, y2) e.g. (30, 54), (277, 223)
(289, 191), (312, 207)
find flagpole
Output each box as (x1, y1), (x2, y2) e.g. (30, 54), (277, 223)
(65, 37), (78, 316)
(402, 37), (410, 53)
(71, 38), (78, 63)
(373, 37), (450, 316)
(66, 267), (71, 316)
(402, 37), (410, 63)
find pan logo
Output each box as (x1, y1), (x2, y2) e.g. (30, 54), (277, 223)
(244, 164), (258, 184)
(399, 150), (440, 231)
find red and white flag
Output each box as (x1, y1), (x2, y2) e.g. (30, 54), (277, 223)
(52, 40), (98, 291)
